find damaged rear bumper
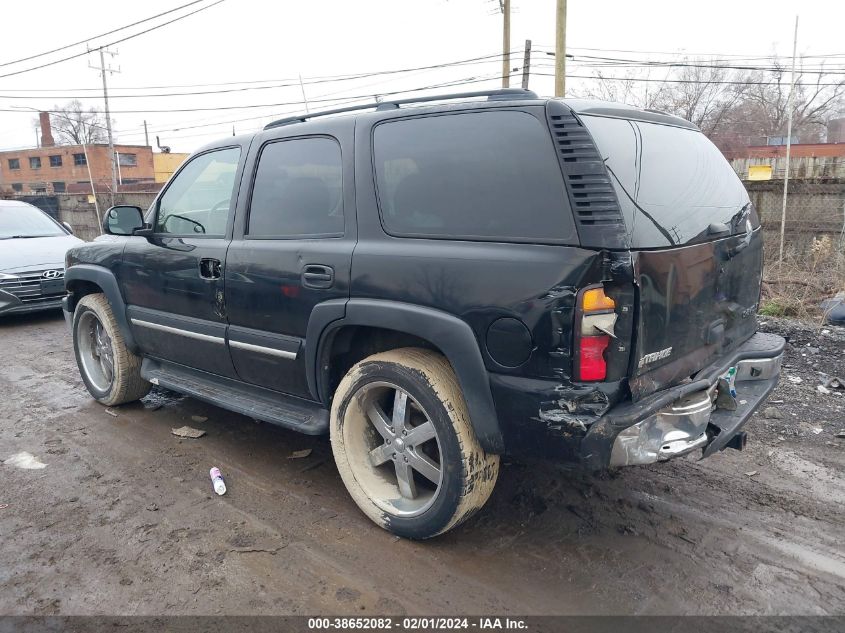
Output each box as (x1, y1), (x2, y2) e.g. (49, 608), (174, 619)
(581, 332), (785, 469)
(489, 332), (785, 468)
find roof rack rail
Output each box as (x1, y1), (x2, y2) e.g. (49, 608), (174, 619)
(263, 88), (539, 130)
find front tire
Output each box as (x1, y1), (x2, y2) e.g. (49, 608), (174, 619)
(72, 293), (150, 406)
(330, 348), (499, 539)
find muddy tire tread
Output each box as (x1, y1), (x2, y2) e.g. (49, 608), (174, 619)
(76, 293), (150, 406)
(331, 347), (499, 538)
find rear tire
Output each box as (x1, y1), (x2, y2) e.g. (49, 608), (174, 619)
(72, 293), (150, 406)
(330, 348), (499, 539)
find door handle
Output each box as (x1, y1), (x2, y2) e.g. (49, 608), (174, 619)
(199, 258), (222, 280)
(302, 264), (334, 289)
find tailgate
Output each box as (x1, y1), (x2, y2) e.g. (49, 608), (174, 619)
(577, 112), (764, 400)
(630, 229), (762, 399)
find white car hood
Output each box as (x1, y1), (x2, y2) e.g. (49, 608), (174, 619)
(0, 234), (84, 273)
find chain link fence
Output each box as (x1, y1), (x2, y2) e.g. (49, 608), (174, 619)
(741, 177), (845, 320)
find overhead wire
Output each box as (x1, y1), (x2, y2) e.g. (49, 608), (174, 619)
(0, 0), (209, 69)
(0, 0), (227, 80)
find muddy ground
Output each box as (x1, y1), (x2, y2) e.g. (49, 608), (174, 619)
(0, 311), (843, 616)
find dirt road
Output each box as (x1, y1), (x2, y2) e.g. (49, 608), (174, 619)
(1, 311), (843, 615)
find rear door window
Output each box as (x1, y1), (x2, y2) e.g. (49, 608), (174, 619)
(581, 115), (751, 248)
(247, 137), (343, 238)
(373, 110), (576, 243)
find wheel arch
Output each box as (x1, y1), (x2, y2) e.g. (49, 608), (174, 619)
(307, 298), (504, 454)
(65, 264), (138, 353)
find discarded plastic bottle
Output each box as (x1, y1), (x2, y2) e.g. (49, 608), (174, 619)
(209, 467), (226, 495)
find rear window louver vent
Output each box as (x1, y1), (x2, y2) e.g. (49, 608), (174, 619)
(546, 101), (627, 248)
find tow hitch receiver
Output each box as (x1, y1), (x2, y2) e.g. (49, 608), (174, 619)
(726, 431), (748, 451)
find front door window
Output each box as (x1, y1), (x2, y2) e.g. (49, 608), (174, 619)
(155, 147), (241, 237)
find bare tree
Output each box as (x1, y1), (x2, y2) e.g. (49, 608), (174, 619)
(573, 68), (672, 111)
(740, 58), (845, 142)
(655, 63), (749, 136)
(48, 100), (108, 145)
(573, 56), (845, 149)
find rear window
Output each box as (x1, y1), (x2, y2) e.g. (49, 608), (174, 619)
(373, 110), (576, 243)
(581, 115), (750, 248)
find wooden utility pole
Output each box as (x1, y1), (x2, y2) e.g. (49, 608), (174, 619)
(144, 120), (149, 147)
(521, 39), (532, 90)
(501, 0), (511, 88)
(555, 0), (567, 97)
(89, 46), (120, 205)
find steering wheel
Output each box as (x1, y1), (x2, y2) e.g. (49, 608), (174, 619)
(209, 199), (230, 215)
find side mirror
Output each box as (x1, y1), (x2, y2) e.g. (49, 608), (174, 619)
(61, 221), (74, 235)
(103, 205), (144, 236)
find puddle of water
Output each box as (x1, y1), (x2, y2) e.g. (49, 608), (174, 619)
(3, 451), (47, 470)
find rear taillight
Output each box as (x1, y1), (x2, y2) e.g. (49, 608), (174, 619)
(575, 286), (617, 382)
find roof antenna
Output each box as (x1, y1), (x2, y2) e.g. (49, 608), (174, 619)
(156, 135), (171, 154)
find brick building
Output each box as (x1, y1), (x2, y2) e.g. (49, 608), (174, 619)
(0, 112), (156, 194)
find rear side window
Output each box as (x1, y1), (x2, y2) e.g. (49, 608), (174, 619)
(248, 137), (343, 238)
(581, 115), (750, 248)
(373, 111), (576, 243)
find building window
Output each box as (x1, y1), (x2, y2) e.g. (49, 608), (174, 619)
(11, 183), (22, 192)
(52, 181), (66, 193)
(73, 153), (87, 166)
(49, 155), (62, 167)
(31, 182), (46, 193)
(8, 158), (20, 170)
(118, 153), (137, 167)
(29, 156), (42, 169)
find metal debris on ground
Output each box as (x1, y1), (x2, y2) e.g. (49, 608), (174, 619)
(171, 426), (206, 439)
(837, 431), (845, 439)
(289, 449), (313, 459)
(104, 408), (119, 417)
(190, 415), (208, 423)
(744, 471), (759, 477)
(812, 428), (823, 435)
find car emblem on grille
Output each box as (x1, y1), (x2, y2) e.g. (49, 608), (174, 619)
(42, 270), (63, 279)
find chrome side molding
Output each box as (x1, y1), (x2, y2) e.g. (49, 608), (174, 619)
(229, 339), (297, 360)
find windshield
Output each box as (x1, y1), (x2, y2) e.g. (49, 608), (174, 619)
(580, 115), (752, 248)
(0, 205), (66, 239)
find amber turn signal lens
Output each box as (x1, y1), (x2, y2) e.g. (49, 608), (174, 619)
(581, 287), (615, 312)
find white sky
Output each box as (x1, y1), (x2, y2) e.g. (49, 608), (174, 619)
(0, 0), (841, 154)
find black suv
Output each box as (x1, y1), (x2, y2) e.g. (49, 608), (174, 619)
(64, 89), (785, 539)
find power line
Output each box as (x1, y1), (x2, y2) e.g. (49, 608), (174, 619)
(0, 53), (513, 100)
(533, 51), (845, 75)
(531, 69), (845, 86)
(0, 52), (516, 98)
(2, 72), (513, 148)
(0, 0), (227, 80)
(535, 44), (845, 62)
(0, 0), (208, 69)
